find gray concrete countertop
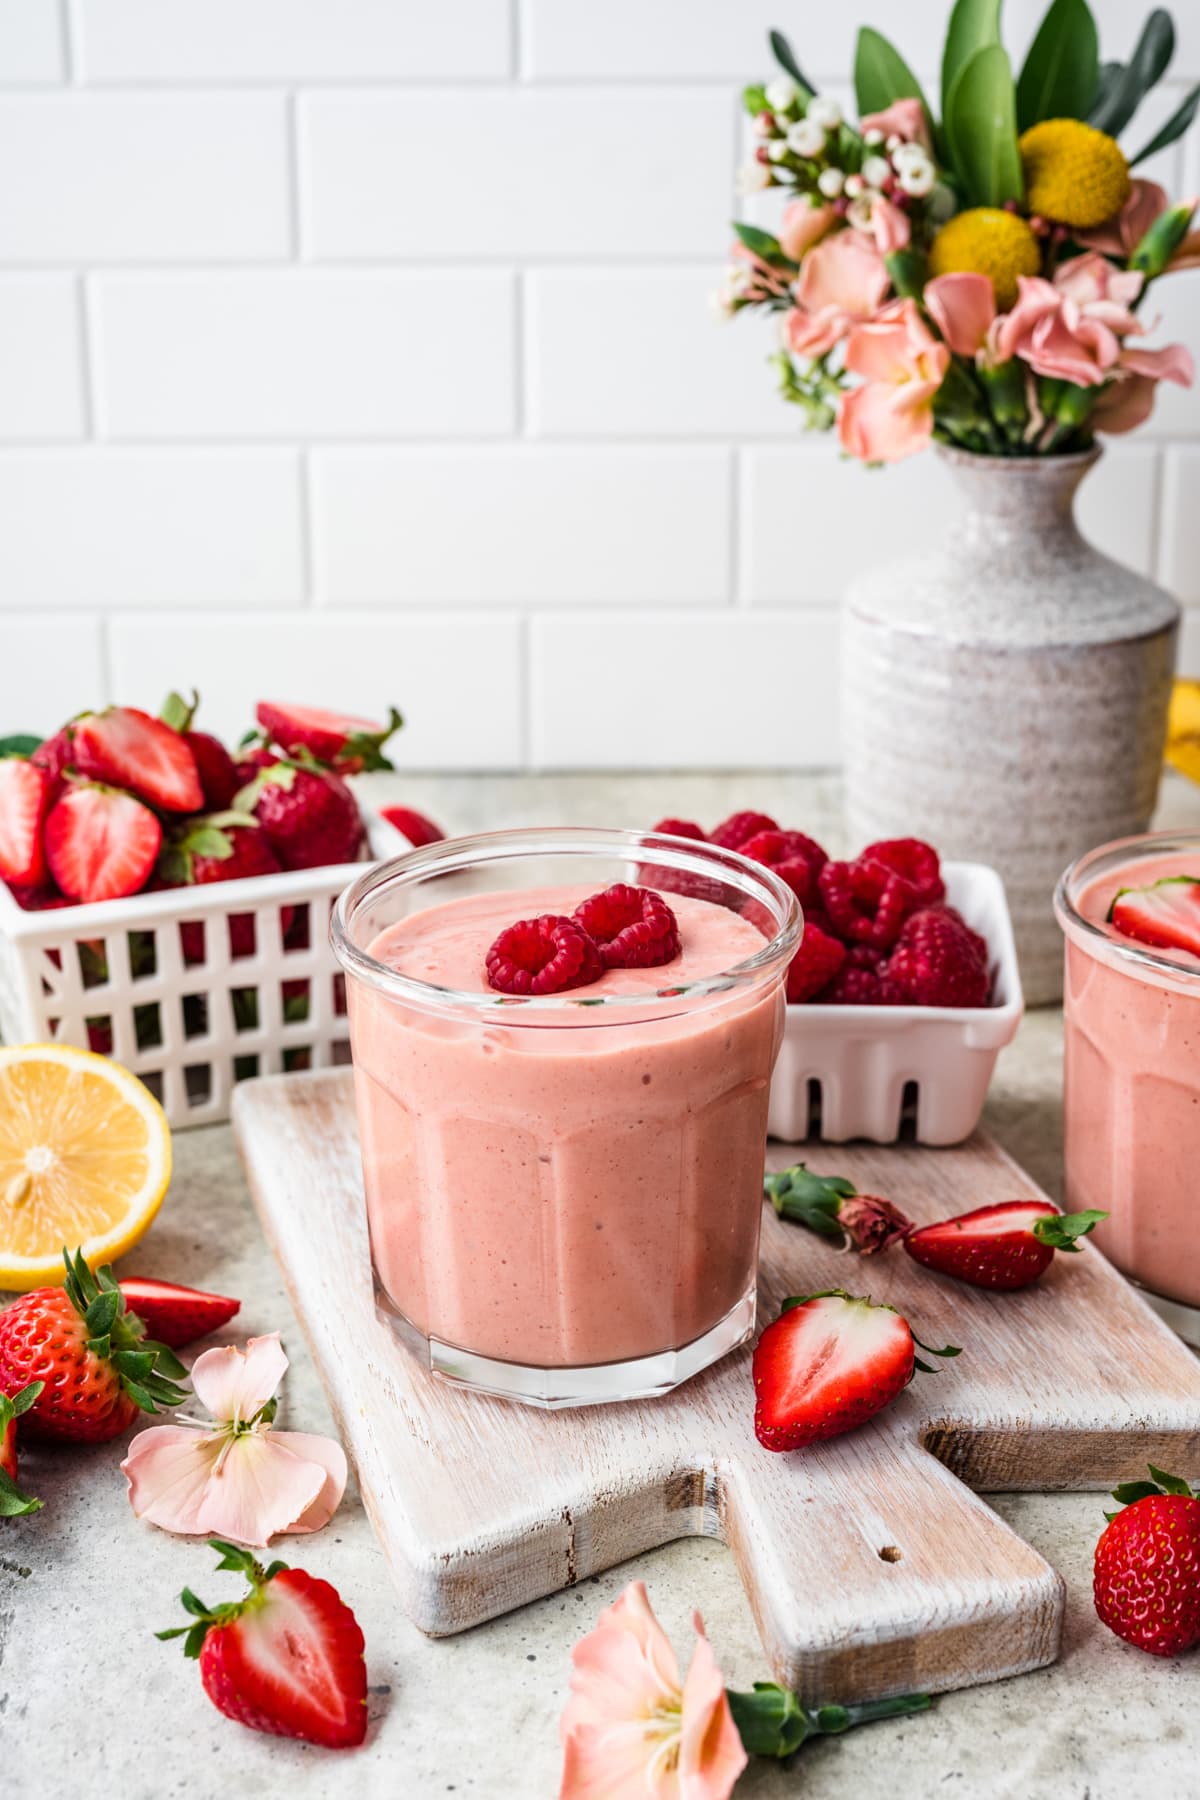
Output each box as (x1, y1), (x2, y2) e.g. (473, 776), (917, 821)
(5, 773), (1200, 1799)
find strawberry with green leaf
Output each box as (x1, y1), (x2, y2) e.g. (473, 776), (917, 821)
(1, 1381), (44, 1516)
(1094, 1465), (1200, 1657)
(156, 812), (288, 963)
(255, 699), (402, 774)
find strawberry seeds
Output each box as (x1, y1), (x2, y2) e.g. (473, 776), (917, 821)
(485, 884), (682, 996)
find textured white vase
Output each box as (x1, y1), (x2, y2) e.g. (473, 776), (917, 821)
(843, 444), (1179, 1004)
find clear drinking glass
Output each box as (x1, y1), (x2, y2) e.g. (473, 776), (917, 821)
(1055, 830), (1200, 1346)
(331, 826), (800, 1406)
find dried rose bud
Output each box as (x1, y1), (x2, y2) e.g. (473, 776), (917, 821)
(763, 1164), (914, 1254)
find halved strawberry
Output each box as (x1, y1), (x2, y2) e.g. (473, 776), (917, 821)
(903, 1200), (1107, 1290)
(160, 1540), (368, 1748)
(1109, 876), (1200, 958)
(0, 758), (51, 888)
(119, 1277), (241, 1348)
(158, 692), (241, 810)
(73, 707), (203, 813)
(752, 1290), (958, 1451)
(0, 1381), (44, 1517)
(44, 783), (163, 903)
(378, 804), (445, 848)
(256, 700), (402, 773)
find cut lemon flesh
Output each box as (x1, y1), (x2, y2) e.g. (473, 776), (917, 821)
(0, 1043), (171, 1291)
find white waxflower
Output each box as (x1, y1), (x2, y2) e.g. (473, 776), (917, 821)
(886, 133), (903, 152)
(786, 117), (826, 157)
(861, 154), (892, 188)
(897, 158), (936, 196)
(737, 159), (772, 193)
(817, 166), (846, 198)
(767, 138), (791, 162)
(844, 172), (866, 198)
(847, 196), (876, 232)
(765, 76), (800, 112)
(891, 141), (929, 171)
(729, 263), (753, 295)
(806, 95), (843, 130)
(753, 112), (777, 138)
(863, 127), (885, 146)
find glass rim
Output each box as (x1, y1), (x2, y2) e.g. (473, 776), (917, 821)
(330, 824), (801, 1017)
(1054, 829), (1200, 986)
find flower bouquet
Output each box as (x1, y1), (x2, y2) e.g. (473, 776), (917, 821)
(721, 1), (1198, 461)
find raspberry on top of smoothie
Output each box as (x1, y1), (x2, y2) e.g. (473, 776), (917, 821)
(486, 885), (683, 995)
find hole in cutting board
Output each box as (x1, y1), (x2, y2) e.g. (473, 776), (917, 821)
(878, 1545), (903, 1563)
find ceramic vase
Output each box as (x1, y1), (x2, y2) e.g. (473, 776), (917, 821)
(842, 445), (1179, 1004)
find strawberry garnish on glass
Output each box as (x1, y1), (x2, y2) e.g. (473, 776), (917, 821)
(1109, 875), (1200, 957)
(159, 1540), (368, 1748)
(0, 1380), (44, 1516)
(1094, 1466), (1200, 1658)
(903, 1200), (1107, 1290)
(752, 1290), (959, 1452)
(0, 1249), (189, 1444)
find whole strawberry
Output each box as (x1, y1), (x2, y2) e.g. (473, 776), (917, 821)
(0, 1250), (188, 1444)
(0, 1381), (44, 1516)
(235, 755), (366, 871)
(1094, 1467), (1200, 1657)
(160, 1540), (368, 1748)
(158, 691), (242, 810)
(157, 813), (288, 962)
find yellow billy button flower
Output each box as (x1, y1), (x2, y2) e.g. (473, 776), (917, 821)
(1019, 118), (1131, 230)
(928, 208), (1040, 309)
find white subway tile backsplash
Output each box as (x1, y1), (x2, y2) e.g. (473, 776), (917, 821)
(0, 96), (289, 263)
(1161, 448), (1200, 603)
(107, 611), (525, 767)
(1137, 268), (1200, 442)
(0, 615), (105, 735)
(300, 89), (735, 260)
(531, 609), (840, 767)
(75, 0), (512, 82)
(92, 272), (515, 439)
(0, 277), (85, 439)
(0, 451), (303, 608)
(1075, 444), (1161, 576)
(0, 0), (64, 83)
(527, 269), (793, 437)
(312, 447), (731, 605)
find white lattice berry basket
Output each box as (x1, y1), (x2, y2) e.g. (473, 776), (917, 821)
(0, 811), (408, 1129)
(768, 860), (1025, 1147)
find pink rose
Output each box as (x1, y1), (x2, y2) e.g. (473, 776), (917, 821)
(779, 199), (839, 261)
(987, 274), (1125, 386)
(838, 297), (950, 463)
(859, 97), (933, 153)
(785, 230), (891, 359)
(924, 271), (996, 357)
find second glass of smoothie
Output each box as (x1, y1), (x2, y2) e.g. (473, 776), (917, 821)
(332, 827), (800, 1406)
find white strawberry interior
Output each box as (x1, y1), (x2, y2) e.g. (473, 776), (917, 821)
(242, 1583), (345, 1727)
(1112, 880), (1200, 958)
(929, 1203), (1056, 1239)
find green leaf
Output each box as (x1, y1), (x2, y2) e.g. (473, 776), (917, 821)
(9, 1381), (44, 1419)
(0, 1467), (42, 1516)
(1032, 1208), (1107, 1250)
(84, 1289), (120, 1338)
(141, 1339), (188, 1380)
(1089, 8), (1175, 136)
(1146, 1465), (1196, 1496)
(854, 26), (931, 122)
(0, 734), (42, 759)
(183, 825), (235, 861)
(742, 83), (770, 116)
(1130, 81), (1200, 164)
(885, 247), (928, 297)
(110, 1348), (155, 1381)
(942, 0), (1002, 123)
(946, 45), (1025, 206)
(769, 29), (816, 99)
(158, 689), (197, 733)
(732, 221), (791, 266)
(1111, 1478), (1168, 1506)
(1017, 0), (1100, 129)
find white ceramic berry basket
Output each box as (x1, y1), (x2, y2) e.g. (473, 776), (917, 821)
(768, 860), (1024, 1146)
(0, 808), (411, 1130)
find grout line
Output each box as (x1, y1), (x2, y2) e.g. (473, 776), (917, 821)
(284, 90), (302, 261)
(59, 0), (76, 83)
(511, 0), (526, 82)
(75, 273), (96, 437)
(513, 270), (526, 436)
(8, 73), (1197, 93)
(517, 612), (533, 767)
(297, 450), (315, 607)
(729, 447), (743, 607)
(97, 616), (114, 701)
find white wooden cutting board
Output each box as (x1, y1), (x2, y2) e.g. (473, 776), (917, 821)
(232, 1069), (1200, 1703)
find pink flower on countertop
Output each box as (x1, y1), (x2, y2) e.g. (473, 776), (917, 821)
(859, 97), (933, 153)
(121, 1332), (347, 1548)
(779, 198), (839, 261)
(559, 1581), (747, 1800)
(785, 230), (891, 358)
(924, 271), (997, 357)
(838, 298), (950, 463)
(1077, 179), (1169, 257)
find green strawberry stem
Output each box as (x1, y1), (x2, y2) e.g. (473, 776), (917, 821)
(158, 1540), (290, 1659)
(1031, 1209), (1107, 1252)
(0, 1381), (45, 1516)
(727, 1680), (931, 1759)
(764, 1165), (860, 1240)
(62, 1248), (189, 1415)
(1105, 1464), (1200, 1519)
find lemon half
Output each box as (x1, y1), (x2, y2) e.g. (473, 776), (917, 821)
(0, 1044), (171, 1291)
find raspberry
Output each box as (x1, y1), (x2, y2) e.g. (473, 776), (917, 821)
(485, 915), (603, 996)
(923, 903), (988, 968)
(710, 811), (778, 850)
(882, 909), (990, 1008)
(816, 964), (900, 1005)
(861, 838), (945, 907)
(785, 922), (846, 1003)
(640, 823), (723, 905)
(740, 830), (828, 905)
(818, 859), (911, 949)
(574, 884), (680, 970)
(650, 817), (707, 842)
(845, 944), (886, 970)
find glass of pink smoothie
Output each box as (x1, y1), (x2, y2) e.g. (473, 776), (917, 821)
(332, 826), (800, 1406)
(1055, 831), (1200, 1345)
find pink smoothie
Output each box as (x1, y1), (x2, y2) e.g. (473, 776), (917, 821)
(1061, 847), (1200, 1308)
(347, 885), (782, 1368)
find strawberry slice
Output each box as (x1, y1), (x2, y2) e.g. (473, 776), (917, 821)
(73, 707), (203, 813)
(1109, 876), (1200, 958)
(119, 1277), (241, 1348)
(0, 1381), (44, 1517)
(903, 1200), (1106, 1291)
(752, 1290), (959, 1451)
(160, 1541), (368, 1749)
(378, 803), (446, 848)
(44, 784), (162, 903)
(0, 757), (51, 887)
(256, 700), (402, 773)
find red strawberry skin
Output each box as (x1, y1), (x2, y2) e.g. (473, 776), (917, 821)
(379, 804), (445, 848)
(1110, 877), (1200, 958)
(752, 1293), (915, 1451)
(186, 730), (240, 810)
(73, 707), (203, 813)
(119, 1277), (241, 1348)
(0, 1288), (139, 1444)
(256, 699), (400, 773)
(1094, 1494), (1200, 1657)
(199, 1568), (368, 1748)
(238, 759), (366, 871)
(903, 1200), (1059, 1290)
(44, 784), (163, 903)
(1, 1408), (15, 1481)
(31, 725), (77, 799)
(0, 758), (51, 887)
